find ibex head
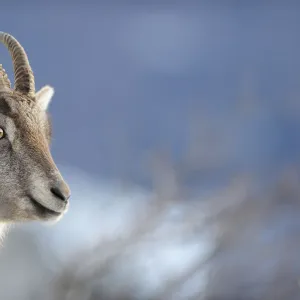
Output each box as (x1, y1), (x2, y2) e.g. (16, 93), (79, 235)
(0, 32), (70, 223)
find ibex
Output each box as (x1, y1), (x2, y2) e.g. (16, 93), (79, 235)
(0, 32), (70, 238)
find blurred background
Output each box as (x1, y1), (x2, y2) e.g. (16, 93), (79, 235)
(1, 1), (300, 299)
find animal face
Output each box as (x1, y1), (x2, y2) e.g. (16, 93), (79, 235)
(0, 31), (70, 224)
(0, 89), (70, 222)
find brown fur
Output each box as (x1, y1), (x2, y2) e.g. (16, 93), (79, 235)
(0, 88), (70, 232)
(0, 32), (70, 240)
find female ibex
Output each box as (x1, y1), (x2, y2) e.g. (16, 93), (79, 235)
(0, 32), (70, 237)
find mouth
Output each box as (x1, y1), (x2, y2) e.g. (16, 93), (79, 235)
(28, 196), (63, 217)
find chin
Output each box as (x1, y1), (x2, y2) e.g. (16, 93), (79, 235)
(0, 197), (68, 224)
(35, 207), (67, 224)
(29, 196), (69, 223)
(42, 214), (64, 225)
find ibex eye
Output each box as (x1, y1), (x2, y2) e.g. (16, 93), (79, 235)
(0, 128), (5, 139)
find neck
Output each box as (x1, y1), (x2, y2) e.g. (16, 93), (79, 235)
(0, 223), (9, 243)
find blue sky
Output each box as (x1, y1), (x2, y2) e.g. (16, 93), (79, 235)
(1, 2), (300, 188)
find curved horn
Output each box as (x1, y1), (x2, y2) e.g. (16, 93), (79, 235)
(0, 32), (35, 96)
(0, 64), (11, 90)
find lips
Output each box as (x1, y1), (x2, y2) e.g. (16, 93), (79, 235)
(29, 196), (63, 217)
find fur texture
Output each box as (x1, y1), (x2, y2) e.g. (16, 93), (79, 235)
(0, 88), (70, 238)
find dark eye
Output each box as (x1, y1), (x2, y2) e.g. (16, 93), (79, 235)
(0, 128), (5, 139)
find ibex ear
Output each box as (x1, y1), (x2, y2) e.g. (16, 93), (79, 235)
(35, 85), (54, 111)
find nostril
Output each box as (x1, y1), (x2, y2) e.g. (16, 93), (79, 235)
(51, 186), (70, 202)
